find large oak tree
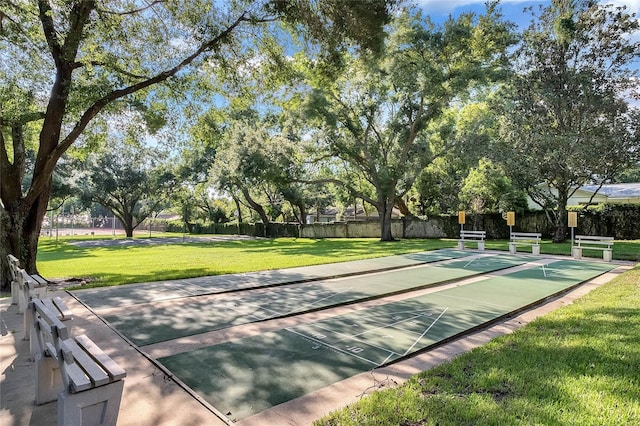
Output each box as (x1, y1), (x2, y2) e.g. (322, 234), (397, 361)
(300, 5), (515, 240)
(0, 0), (397, 287)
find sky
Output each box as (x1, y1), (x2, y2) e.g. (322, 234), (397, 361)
(417, 0), (640, 28)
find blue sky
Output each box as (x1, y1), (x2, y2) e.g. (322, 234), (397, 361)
(416, 0), (639, 28)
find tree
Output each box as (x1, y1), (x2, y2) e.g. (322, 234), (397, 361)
(459, 158), (527, 214)
(78, 144), (175, 237)
(301, 6), (514, 240)
(0, 0), (398, 287)
(495, 0), (640, 242)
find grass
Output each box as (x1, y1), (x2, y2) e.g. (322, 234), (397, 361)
(34, 235), (640, 288)
(315, 264), (640, 426)
(36, 235), (456, 287)
(34, 233), (640, 423)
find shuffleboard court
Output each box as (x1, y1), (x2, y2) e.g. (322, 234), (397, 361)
(91, 254), (529, 346)
(158, 259), (615, 420)
(71, 249), (470, 310)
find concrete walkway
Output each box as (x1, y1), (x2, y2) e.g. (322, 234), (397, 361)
(1, 291), (227, 426)
(1, 256), (631, 426)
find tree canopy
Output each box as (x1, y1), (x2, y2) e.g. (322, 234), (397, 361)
(0, 0), (399, 285)
(495, 0), (640, 242)
(298, 5), (515, 240)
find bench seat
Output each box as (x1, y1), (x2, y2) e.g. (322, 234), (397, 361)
(458, 230), (486, 250)
(572, 235), (614, 262)
(509, 232), (541, 255)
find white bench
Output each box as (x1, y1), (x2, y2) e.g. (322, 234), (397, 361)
(458, 230), (486, 250)
(8, 254), (21, 305)
(572, 235), (614, 262)
(509, 232), (541, 255)
(26, 294), (73, 353)
(30, 298), (126, 425)
(16, 267), (48, 315)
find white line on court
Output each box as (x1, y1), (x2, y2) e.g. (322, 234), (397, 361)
(338, 311), (434, 341)
(297, 322), (404, 356)
(327, 308), (435, 322)
(403, 307), (449, 356)
(282, 287), (355, 314)
(285, 328), (382, 367)
(237, 286), (357, 320)
(433, 293), (515, 309)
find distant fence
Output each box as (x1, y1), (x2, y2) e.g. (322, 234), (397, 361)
(296, 206), (640, 240)
(61, 204), (638, 240)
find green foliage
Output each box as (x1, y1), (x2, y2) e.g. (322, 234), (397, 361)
(77, 142), (176, 236)
(300, 6), (515, 239)
(459, 158), (527, 213)
(1, 0), (398, 284)
(494, 0), (640, 241)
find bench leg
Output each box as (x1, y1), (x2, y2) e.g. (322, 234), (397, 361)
(572, 247), (582, 259)
(457, 240), (465, 250)
(33, 285), (48, 299)
(57, 380), (125, 426)
(532, 245), (540, 256)
(17, 289), (28, 314)
(23, 306), (33, 341)
(603, 250), (612, 262)
(11, 281), (20, 305)
(509, 243), (516, 255)
(36, 354), (64, 405)
(477, 241), (485, 251)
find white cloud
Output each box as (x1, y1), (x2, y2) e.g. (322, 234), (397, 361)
(600, 0), (640, 12)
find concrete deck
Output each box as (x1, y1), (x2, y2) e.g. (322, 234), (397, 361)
(1, 260), (631, 426)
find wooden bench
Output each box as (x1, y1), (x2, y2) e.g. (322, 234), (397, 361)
(572, 235), (614, 262)
(458, 230), (486, 250)
(30, 298), (126, 425)
(509, 232), (541, 255)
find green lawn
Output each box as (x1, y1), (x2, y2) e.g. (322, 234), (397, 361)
(36, 236), (456, 287)
(315, 264), (640, 426)
(36, 235), (639, 288)
(35, 234), (639, 424)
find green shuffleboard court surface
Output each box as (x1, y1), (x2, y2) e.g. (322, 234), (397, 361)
(99, 253), (528, 346)
(158, 259), (614, 420)
(71, 249), (472, 310)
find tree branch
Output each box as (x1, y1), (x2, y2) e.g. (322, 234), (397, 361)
(56, 11), (252, 156)
(97, 0), (167, 16)
(37, 0), (63, 66)
(70, 60), (150, 80)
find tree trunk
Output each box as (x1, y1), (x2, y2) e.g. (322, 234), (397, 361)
(124, 222), (135, 238)
(553, 187), (569, 243)
(232, 196), (243, 223)
(394, 196), (413, 217)
(241, 188), (269, 237)
(378, 195), (395, 242)
(0, 184), (51, 289)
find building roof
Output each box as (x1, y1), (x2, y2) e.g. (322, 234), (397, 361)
(580, 183), (640, 200)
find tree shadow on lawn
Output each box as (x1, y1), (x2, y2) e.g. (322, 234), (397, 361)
(403, 305), (640, 425)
